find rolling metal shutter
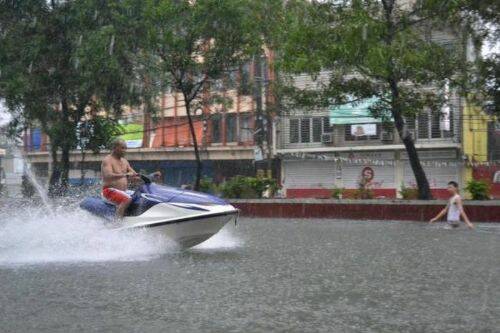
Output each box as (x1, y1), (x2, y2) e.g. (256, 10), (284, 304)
(283, 160), (336, 189)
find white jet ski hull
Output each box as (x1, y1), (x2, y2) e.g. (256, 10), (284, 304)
(118, 203), (238, 248)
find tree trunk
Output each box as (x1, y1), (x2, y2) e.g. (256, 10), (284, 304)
(48, 142), (60, 197)
(80, 147), (86, 185)
(253, 56), (268, 175)
(389, 81), (432, 199)
(184, 99), (202, 191)
(60, 144), (70, 192)
(381, 0), (431, 199)
(59, 98), (71, 194)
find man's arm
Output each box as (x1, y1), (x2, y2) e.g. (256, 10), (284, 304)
(456, 197), (474, 229)
(102, 158), (127, 181)
(429, 206), (448, 223)
(125, 159), (139, 178)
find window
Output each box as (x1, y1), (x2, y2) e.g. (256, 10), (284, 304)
(290, 117), (330, 144)
(313, 118), (322, 142)
(300, 118), (311, 143)
(238, 63), (252, 95)
(431, 111), (441, 138)
(323, 117), (333, 133)
(226, 113), (237, 142)
(211, 114), (221, 143)
(417, 112), (429, 139)
(416, 110), (453, 140)
(289, 119), (299, 143)
(240, 114), (253, 142)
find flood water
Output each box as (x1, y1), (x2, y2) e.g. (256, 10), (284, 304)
(0, 214), (499, 332)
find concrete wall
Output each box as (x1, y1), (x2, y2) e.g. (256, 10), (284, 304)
(230, 199), (500, 222)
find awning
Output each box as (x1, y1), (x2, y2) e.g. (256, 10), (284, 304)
(329, 97), (392, 125)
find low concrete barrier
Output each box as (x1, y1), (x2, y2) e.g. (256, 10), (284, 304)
(2, 198), (498, 222)
(230, 199), (500, 223)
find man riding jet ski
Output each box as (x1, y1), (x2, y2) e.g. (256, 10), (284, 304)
(80, 139), (238, 248)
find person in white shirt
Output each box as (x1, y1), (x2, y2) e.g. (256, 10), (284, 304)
(429, 181), (474, 229)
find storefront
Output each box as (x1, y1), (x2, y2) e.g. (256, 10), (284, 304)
(281, 149), (462, 199)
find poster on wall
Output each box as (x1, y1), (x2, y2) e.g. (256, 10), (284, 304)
(351, 124), (376, 136)
(121, 123), (144, 148)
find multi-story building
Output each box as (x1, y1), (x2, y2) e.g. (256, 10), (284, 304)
(0, 127), (24, 197)
(276, 74), (464, 199)
(274, 20), (493, 199)
(23, 59), (274, 187)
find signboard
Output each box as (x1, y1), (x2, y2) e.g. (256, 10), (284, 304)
(121, 123), (144, 148)
(351, 124), (377, 137)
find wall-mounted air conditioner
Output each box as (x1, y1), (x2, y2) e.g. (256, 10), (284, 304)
(381, 131), (394, 142)
(321, 133), (334, 144)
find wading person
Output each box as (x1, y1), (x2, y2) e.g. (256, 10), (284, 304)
(101, 138), (139, 219)
(429, 181), (474, 229)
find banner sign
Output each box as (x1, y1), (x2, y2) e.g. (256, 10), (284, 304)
(351, 124), (376, 136)
(120, 123), (144, 148)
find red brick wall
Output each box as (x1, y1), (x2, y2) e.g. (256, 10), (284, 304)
(286, 188), (449, 199)
(231, 200), (500, 222)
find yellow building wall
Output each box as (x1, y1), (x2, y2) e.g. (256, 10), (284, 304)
(462, 99), (490, 195)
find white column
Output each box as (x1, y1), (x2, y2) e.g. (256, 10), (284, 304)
(394, 150), (403, 198)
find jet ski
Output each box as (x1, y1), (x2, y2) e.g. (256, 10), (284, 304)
(79, 175), (238, 248)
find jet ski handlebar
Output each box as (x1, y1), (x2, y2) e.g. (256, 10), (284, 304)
(139, 173), (152, 184)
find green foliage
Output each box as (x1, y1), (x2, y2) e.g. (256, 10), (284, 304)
(465, 180), (490, 200)
(0, 0), (161, 192)
(276, 0), (494, 199)
(331, 187), (344, 199)
(399, 183), (419, 200)
(354, 188), (373, 200)
(142, 0), (261, 190)
(353, 179), (373, 199)
(219, 176), (279, 199)
(78, 117), (124, 153)
(198, 177), (219, 195)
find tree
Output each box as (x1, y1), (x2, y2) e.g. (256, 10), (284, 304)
(142, 0), (258, 190)
(279, 0), (491, 199)
(0, 0), (158, 195)
(248, 0), (286, 178)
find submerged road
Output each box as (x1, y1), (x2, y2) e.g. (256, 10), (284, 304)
(0, 218), (499, 332)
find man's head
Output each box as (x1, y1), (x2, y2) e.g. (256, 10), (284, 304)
(111, 138), (127, 158)
(447, 181), (459, 194)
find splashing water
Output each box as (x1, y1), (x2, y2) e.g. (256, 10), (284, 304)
(193, 224), (243, 251)
(0, 206), (174, 266)
(9, 144), (52, 212)
(23, 161), (52, 211)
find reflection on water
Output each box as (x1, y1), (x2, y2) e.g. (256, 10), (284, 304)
(0, 217), (499, 332)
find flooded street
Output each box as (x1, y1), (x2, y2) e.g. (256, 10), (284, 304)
(1, 217), (499, 332)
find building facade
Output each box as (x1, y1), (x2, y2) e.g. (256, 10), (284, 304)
(275, 72), (466, 199)
(23, 58), (274, 187)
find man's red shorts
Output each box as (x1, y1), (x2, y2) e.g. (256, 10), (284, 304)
(102, 187), (132, 205)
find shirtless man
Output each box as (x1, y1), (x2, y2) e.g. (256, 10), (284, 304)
(101, 138), (139, 219)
